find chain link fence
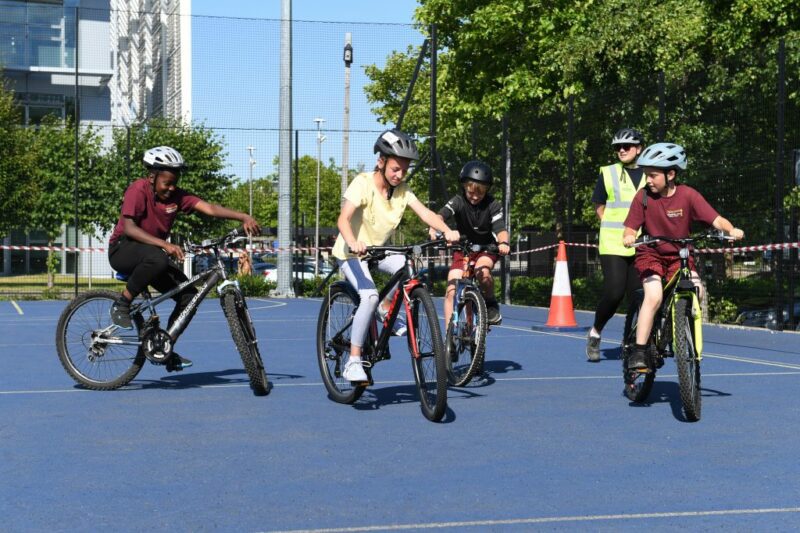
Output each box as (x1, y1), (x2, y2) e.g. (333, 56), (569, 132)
(1, 6), (797, 330)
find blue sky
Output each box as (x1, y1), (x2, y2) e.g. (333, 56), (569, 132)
(190, 0), (424, 184)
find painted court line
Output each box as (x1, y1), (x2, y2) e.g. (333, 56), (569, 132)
(266, 506), (800, 532)
(10, 300), (23, 315)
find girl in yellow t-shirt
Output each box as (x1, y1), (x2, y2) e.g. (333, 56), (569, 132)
(333, 129), (459, 382)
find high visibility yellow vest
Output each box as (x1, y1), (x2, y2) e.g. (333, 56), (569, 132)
(598, 163), (644, 256)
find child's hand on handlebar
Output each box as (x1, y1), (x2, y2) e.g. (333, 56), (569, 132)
(622, 234), (636, 247)
(730, 228), (744, 240)
(164, 242), (185, 262)
(443, 230), (460, 244)
(241, 216), (261, 236)
(498, 243), (510, 256)
(428, 228), (440, 240)
(347, 240), (367, 255)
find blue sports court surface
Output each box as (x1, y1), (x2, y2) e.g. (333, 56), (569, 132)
(2, 297), (799, 531)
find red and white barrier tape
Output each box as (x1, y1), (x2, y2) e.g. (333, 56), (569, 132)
(2, 241), (798, 256)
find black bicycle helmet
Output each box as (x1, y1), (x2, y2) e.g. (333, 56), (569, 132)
(611, 128), (644, 146)
(373, 129), (419, 161)
(459, 160), (493, 186)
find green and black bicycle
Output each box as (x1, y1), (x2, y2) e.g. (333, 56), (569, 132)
(622, 230), (734, 421)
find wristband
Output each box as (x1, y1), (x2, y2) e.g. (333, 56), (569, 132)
(498, 241), (509, 246)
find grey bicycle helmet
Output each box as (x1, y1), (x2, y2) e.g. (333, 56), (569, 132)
(459, 160), (493, 186)
(637, 142), (687, 170)
(611, 128), (644, 146)
(143, 146), (187, 171)
(373, 129), (419, 161)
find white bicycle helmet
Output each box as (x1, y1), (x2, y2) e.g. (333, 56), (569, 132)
(611, 128), (644, 146)
(637, 142), (687, 170)
(143, 146), (187, 171)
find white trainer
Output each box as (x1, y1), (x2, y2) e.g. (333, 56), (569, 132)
(343, 360), (368, 382)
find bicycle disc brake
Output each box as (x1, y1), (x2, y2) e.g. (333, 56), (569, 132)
(141, 328), (173, 365)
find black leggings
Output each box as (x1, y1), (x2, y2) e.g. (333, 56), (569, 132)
(108, 238), (198, 328)
(593, 254), (641, 333)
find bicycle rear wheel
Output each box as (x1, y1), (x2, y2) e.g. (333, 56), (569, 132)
(316, 284), (367, 404)
(221, 291), (269, 396)
(446, 286), (487, 387)
(407, 286), (448, 422)
(674, 298), (701, 421)
(55, 290), (145, 390)
(622, 290), (655, 402)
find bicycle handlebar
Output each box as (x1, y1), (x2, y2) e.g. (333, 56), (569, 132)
(632, 229), (737, 248)
(431, 233), (500, 254)
(359, 239), (447, 260)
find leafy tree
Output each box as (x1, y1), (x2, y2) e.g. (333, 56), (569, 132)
(26, 116), (107, 286)
(365, 0), (800, 243)
(0, 80), (36, 237)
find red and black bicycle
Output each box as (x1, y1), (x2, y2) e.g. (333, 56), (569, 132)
(316, 240), (448, 422)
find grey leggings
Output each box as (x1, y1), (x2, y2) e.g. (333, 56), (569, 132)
(338, 254), (405, 348)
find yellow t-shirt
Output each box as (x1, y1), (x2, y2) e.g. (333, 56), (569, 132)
(332, 172), (418, 260)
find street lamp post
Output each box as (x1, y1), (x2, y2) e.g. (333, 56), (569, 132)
(314, 118), (326, 277)
(247, 146), (256, 255)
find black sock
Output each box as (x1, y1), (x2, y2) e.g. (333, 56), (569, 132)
(634, 343), (647, 352)
(116, 294), (132, 307)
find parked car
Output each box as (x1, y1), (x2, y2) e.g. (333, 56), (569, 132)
(736, 300), (800, 330)
(262, 261), (333, 282)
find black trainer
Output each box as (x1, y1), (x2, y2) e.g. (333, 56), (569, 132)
(627, 347), (648, 371)
(110, 299), (132, 329)
(165, 353), (193, 372)
(486, 301), (502, 325)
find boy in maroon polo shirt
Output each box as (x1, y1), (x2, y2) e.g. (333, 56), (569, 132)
(108, 146), (260, 371)
(622, 143), (744, 370)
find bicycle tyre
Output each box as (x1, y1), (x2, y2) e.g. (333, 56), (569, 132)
(221, 291), (269, 396)
(316, 284), (366, 404)
(55, 290), (145, 390)
(407, 286), (448, 422)
(622, 291), (655, 402)
(674, 298), (701, 421)
(446, 286), (487, 387)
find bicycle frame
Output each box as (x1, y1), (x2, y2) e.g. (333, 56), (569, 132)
(660, 250), (704, 359)
(108, 237), (242, 348)
(367, 254), (424, 361)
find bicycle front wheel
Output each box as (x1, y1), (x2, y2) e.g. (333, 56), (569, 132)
(674, 298), (701, 421)
(316, 284), (366, 404)
(221, 291), (269, 396)
(446, 286), (487, 387)
(622, 290), (654, 402)
(55, 290), (145, 390)
(407, 286), (448, 422)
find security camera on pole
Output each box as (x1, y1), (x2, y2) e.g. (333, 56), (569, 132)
(314, 117), (326, 277)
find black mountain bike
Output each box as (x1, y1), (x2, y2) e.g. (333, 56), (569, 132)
(55, 228), (269, 395)
(442, 239), (498, 387)
(622, 230), (734, 421)
(316, 240), (448, 422)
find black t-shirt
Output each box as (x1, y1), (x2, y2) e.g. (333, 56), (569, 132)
(591, 166), (644, 205)
(439, 193), (506, 245)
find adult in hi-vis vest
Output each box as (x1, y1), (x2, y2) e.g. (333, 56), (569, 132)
(586, 128), (646, 361)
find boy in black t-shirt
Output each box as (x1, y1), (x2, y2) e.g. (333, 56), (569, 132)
(429, 161), (510, 325)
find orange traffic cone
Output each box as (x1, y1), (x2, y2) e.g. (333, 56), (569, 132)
(545, 241), (578, 328)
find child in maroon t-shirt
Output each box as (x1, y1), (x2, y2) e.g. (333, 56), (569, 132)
(621, 143), (744, 370)
(108, 146), (260, 372)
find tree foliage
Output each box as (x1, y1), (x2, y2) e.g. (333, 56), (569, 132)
(0, 81), (36, 237)
(365, 0), (800, 241)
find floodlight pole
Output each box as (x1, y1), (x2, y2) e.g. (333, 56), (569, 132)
(342, 33), (352, 202)
(314, 117), (326, 277)
(247, 146), (256, 254)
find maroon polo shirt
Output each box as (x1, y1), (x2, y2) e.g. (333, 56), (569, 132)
(109, 178), (201, 245)
(624, 184), (719, 257)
